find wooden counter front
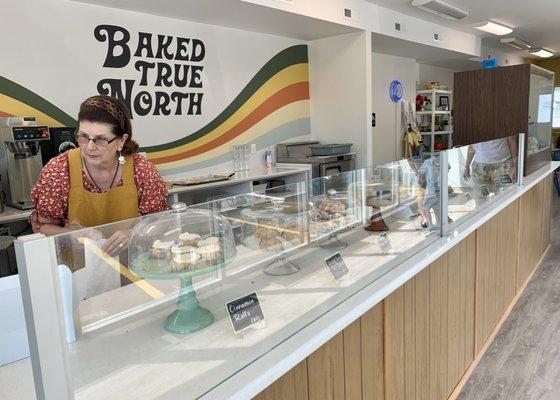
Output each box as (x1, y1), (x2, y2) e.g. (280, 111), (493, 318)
(255, 177), (553, 400)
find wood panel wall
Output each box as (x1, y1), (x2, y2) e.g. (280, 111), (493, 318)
(474, 201), (519, 354)
(453, 64), (530, 147)
(542, 175), (553, 254)
(254, 306), (384, 400)
(255, 182), (552, 400)
(384, 234), (476, 400)
(517, 181), (545, 290)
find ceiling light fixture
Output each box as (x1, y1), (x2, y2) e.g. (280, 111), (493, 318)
(500, 37), (531, 50)
(411, 0), (469, 21)
(529, 48), (554, 58)
(472, 20), (513, 36)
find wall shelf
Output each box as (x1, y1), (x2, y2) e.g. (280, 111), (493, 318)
(416, 110), (451, 115)
(416, 89), (452, 95)
(416, 89), (453, 152)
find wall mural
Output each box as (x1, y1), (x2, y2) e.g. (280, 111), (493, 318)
(0, 44), (310, 175)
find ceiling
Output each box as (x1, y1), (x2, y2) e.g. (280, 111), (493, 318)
(365, 0), (560, 58)
(371, 32), (482, 70)
(71, 0), (358, 40)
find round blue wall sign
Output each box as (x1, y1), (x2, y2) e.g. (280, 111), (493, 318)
(390, 80), (404, 102)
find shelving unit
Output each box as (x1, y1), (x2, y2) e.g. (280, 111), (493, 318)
(416, 89), (453, 152)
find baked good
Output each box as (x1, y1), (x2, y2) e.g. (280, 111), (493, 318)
(170, 245), (200, 271)
(255, 225), (277, 239)
(150, 240), (174, 260)
(178, 232), (201, 246)
(197, 236), (220, 247)
(282, 221), (303, 245)
(259, 236), (284, 252)
(196, 243), (222, 265)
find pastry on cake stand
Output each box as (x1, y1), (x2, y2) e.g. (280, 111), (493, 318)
(129, 203), (236, 334)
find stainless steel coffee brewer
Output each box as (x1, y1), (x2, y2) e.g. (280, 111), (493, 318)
(0, 117), (50, 209)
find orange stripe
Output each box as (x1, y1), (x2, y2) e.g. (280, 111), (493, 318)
(0, 111), (13, 117)
(152, 82), (309, 164)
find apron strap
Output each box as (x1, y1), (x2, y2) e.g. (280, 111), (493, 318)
(68, 148), (84, 189)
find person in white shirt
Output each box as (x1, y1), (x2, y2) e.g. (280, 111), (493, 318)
(463, 137), (518, 203)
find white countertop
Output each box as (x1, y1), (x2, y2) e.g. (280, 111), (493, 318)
(1, 162), (557, 400)
(0, 206), (32, 224)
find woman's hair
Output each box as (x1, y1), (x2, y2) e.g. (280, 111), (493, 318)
(78, 95), (139, 155)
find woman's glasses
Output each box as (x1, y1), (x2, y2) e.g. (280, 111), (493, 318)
(76, 132), (119, 147)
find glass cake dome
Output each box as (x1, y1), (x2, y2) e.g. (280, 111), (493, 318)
(310, 189), (361, 238)
(239, 196), (315, 276)
(127, 202), (236, 334)
(128, 203), (236, 278)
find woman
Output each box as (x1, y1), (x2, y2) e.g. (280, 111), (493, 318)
(31, 95), (168, 254)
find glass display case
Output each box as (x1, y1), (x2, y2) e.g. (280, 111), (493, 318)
(528, 65), (555, 156)
(15, 135), (529, 400)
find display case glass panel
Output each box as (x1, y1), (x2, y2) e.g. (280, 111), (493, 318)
(446, 134), (519, 229)
(528, 66), (555, 156)
(17, 152), (462, 400)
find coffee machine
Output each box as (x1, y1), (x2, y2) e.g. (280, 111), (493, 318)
(0, 117), (50, 209)
(41, 126), (77, 165)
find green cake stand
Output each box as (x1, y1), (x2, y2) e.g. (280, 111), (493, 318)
(131, 253), (230, 334)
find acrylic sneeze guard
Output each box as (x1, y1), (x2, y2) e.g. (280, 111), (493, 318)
(15, 135), (525, 400)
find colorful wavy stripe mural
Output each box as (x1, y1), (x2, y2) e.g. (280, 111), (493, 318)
(143, 44), (310, 172)
(0, 78), (76, 127)
(0, 44), (310, 175)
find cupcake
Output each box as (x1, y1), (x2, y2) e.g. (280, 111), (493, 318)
(197, 236), (220, 247)
(150, 240), (174, 260)
(196, 244), (222, 266)
(178, 232), (201, 247)
(170, 245), (200, 271)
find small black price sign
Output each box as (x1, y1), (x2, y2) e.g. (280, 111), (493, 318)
(226, 292), (265, 334)
(499, 174), (512, 185)
(378, 232), (392, 253)
(325, 252), (349, 281)
(480, 185), (490, 197)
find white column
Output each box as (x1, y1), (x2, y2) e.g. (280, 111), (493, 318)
(15, 234), (73, 400)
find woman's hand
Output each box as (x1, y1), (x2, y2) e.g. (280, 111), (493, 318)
(102, 229), (132, 256)
(67, 221), (103, 247)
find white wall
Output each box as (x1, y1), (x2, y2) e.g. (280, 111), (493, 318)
(309, 31), (373, 168)
(417, 64), (456, 90)
(243, 0), (481, 57)
(0, 0), (310, 178)
(480, 45), (525, 67)
(371, 53), (418, 164)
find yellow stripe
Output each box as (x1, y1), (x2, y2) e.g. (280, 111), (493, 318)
(0, 94), (65, 127)
(147, 63), (309, 159)
(157, 99), (309, 169)
(84, 241), (165, 299)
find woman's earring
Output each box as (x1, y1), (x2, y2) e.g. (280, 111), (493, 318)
(118, 150), (125, 165)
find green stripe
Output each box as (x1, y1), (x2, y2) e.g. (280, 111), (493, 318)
(0, 76), (76, 126)
(141, 44), (308, 153)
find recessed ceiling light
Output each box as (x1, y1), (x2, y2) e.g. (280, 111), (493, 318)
(529, 48), (554, 58)
(411, 0), (469, 21)
(500, 37), (531, 50)
(473, 20), (513, 36)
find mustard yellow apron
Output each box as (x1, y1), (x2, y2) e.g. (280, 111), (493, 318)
(67, 148), (139, 227)
(63, 148), (139, 280)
